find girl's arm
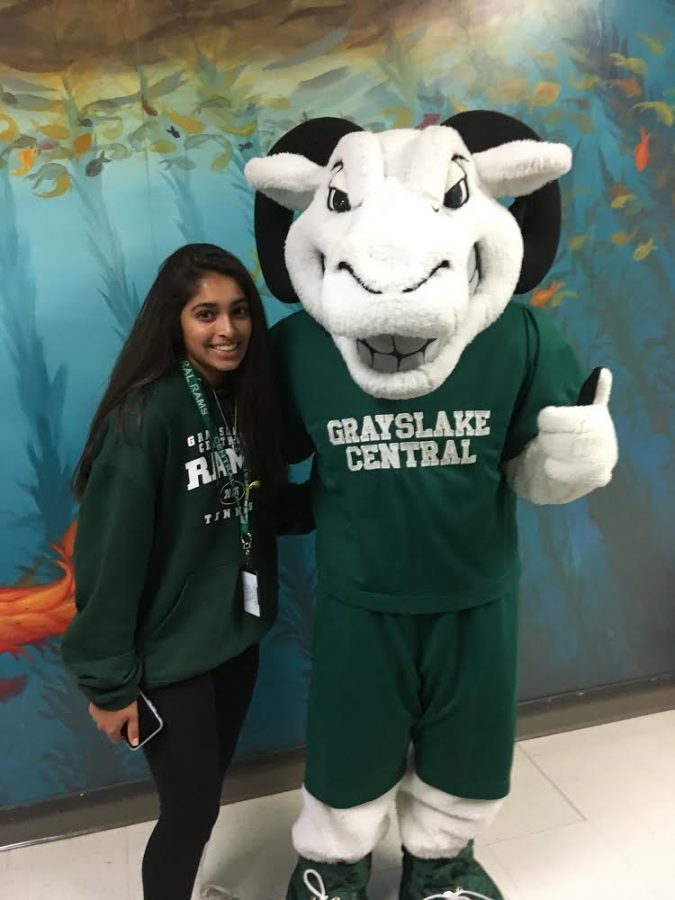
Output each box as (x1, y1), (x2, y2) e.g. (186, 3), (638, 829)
(62, 425), (160, 711)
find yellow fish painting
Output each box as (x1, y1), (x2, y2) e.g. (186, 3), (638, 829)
(380, 106), (413, 128)
(632, 101), (675, 127)
(491, 78), (530, 104)
(211, 143), (233, 171)
(0, 112), (19, 142)
(102, 118), (125, 141)
(35, 172), (70, 200)
(217, 119), (257, 138)
(36, 171), (71, 199)
(610, 53), (648, 76)
(568, 73), (601, 90)
(570, 113), (594, 134)
(637, 32), (665, 55)
(29, 162), (72, 198)
(633, 238), (657, 261)
(535, 51), (558, 68)
(148, 139), (177, 154)
(31, 121), (69, 140)
(447, 94), (469, 114)
(167, 110), (205, 135)
(610, 193), (637, 209)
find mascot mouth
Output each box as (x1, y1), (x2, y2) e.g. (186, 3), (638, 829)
(356, 335), (441, 373)
(353, 246), (481, 375)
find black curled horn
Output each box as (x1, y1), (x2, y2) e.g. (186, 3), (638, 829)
(254, 117), (363, 303)
(443, 110), (563, 295)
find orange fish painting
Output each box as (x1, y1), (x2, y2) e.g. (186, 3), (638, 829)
(418, 112), (441, 129)
(607, 78), (643, 98)
(564, 97), (590, 110)
(634, 128), (651, 172)
(0, 676), (28, 702)
(73, 132), (93, 155)
(531, 280), (565, 308)
(11, 146), (38, 176)
(0, 521), (77, 660)
(529, 81), (561, 110)
(141, 95), (159, 116)
(610, 182), (631, 199)
(611, 230), (638, 246)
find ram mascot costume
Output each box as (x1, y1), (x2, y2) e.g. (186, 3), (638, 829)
(245, 111), (618, 900)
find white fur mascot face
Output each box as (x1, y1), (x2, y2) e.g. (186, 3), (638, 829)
(246, 119), (571, 400)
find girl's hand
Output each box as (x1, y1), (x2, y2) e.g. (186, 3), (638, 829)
(88, 700), (139, 746)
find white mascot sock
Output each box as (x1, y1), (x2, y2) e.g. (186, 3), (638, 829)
(397, 772), (504, 859)
(292, 785), (398, 863)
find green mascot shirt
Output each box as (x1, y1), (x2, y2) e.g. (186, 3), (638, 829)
(273, 303), (585, 613)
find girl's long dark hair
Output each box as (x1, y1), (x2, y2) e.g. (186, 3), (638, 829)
(73, 243), (285, 500)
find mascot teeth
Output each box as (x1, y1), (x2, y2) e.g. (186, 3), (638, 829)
(357, 336), (441, 373)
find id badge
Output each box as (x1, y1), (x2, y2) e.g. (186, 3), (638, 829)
(242, 568), (261, 617)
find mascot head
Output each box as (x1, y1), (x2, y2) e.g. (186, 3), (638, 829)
(246, 111), (571, 400)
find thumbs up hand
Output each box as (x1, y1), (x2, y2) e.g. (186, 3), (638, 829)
(536, 367), (618, 489)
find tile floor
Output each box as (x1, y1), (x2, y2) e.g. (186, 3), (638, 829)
(2, 710), (674, 900)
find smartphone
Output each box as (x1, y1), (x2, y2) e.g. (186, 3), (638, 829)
(122, 690), (164, 750)
(576, 367), (603, 406)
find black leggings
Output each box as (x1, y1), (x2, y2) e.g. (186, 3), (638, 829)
(141, 645), (259, 900)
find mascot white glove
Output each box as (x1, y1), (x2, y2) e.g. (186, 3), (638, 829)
(506, 368), (618, 504)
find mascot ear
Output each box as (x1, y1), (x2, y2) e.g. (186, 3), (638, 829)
(473, 141), (571, 198)
(250, 117), (363, 304)
(444, 110), (567, 295)
(245, 154), (324, 211)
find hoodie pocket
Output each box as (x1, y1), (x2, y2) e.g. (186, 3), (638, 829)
(144, 563), (240, 649)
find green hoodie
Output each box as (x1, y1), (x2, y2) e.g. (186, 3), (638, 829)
(61, 370), (277, 710)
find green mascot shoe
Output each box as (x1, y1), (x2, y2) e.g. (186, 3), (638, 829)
(287, 854), (373, 900)
(400, 842), (503, 900)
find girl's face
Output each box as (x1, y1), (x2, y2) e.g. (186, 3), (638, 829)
(180, 272), (253, 385)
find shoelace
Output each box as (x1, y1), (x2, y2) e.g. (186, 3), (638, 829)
(421, 890), (494, 900)
(200, 885), (238, 900)
(303, 868), (343, 900)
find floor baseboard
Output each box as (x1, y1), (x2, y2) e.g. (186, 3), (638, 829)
(2, 674), (673, 852)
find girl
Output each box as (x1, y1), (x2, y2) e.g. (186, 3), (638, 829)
(62, 243), (299, 900)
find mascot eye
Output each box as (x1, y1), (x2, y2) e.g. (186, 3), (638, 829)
(328, 187), (351, 212)
(327, 164), (351, 213)
(443, 178), (468, 209)
(443, 161), (469, 210)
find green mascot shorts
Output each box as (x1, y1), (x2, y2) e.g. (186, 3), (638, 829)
(305, 591), (519, 808)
